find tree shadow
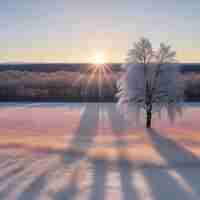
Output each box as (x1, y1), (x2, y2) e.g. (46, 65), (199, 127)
(0, 156), (59, 199)
(0, 159), (27, 184)
(143, 128), (200, 199)
(52, 169), (79, 200)
(147, 128), (200, 165)
(88, 158), (107, 200)
(106, 103), (138, 200)
(105, 103), (127, 136)
(18, 173), (47, 200)
(117, 158), (139, 200)
(2, 104), (200, 199)
(69, 103), (99, 151)
(46, 103), (101, 200)
(106, 104), (200, 200)
(0, 103), (100, 200)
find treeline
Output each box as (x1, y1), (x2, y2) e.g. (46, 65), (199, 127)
(0, 63), (122, 72)
(182, 73), (200, 101)
(0, 70), (199, 102)
(0, 70), (119, 101)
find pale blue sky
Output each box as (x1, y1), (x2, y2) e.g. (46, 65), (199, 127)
(0, 0), (200, 63)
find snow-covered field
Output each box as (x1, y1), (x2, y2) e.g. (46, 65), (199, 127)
(0, 102), (200, 200)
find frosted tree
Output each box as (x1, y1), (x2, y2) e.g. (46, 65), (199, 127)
(117, 38), (184, 128)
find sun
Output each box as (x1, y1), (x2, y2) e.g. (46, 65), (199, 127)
(91, 52), (107, 64)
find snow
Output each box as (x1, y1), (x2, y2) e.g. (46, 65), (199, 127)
(0, 102), (200, 199)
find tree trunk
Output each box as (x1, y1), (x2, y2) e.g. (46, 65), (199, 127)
(146, 106), (152, 128)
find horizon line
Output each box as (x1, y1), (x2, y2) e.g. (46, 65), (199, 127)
(0, 62), (200, 65)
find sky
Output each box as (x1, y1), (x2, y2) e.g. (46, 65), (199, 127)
(0, 0), (200, 63)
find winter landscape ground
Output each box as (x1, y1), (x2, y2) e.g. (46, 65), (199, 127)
(0, 102), (200, 200)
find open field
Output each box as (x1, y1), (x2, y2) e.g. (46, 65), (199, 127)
(0, 102), (200, 199)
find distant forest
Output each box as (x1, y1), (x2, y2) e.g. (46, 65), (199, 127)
(0, 63), (199, 102)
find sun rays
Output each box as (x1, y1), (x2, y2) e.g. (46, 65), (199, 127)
(83, 63), (115, 99)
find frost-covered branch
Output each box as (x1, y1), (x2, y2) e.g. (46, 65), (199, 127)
(117, 38), (184, 128)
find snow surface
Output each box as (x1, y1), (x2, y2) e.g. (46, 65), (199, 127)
(0, 102), (200, 199)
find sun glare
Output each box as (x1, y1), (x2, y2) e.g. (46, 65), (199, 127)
(92, 52), (107, 64)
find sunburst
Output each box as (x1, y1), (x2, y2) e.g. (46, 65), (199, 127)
(73, 52), (115, 100)
(91, 52), (107, 65)
(84, 63), (115, 99)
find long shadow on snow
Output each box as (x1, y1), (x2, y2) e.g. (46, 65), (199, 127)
(49, 103), (100, 200)
(142, 128), (200, 200)
(106, 104), (138, 200)
(2, 103), (100, 200)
